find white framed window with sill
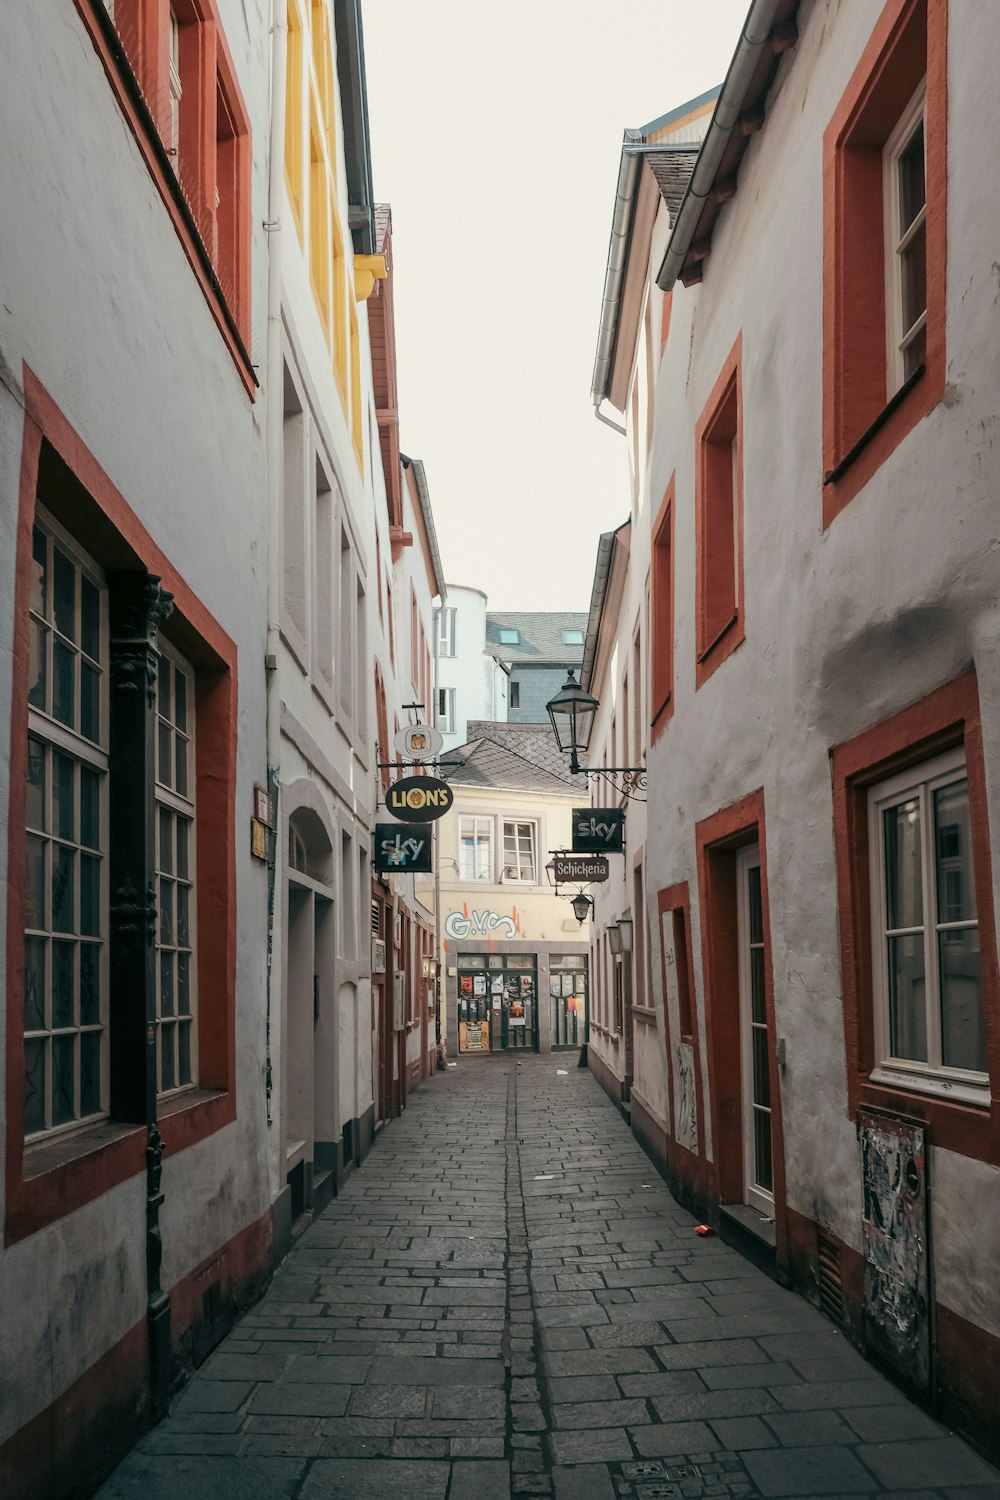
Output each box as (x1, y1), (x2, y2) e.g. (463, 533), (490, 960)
(884, 83), (927, 394)
(868, 748), (988, 1105)
(24, 513), (110, 1141)
(437, 607), (456, 658)
(436, 686), (456, 735)
(154, 641), (198, 1098)
(459, 817), (493, 881)
(502, 820), (537, 884)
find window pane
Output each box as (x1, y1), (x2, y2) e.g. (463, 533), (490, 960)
(80, 768), (100, 850)
(53, 640), (75, 727)
(28, 618), (47, 709)
(884, 799), (922, 929)
(898, 119), (925, 231)
(157, 654), (170, 716)
(901, 220), (926, 337)
(31, 526), (48, 616)
(160, 951), (175, 1018)
(81, 576), (101, 661)
(754, 1109), (773, 1192)
(80, 854), (100, 937)
(886, 932), (927, 1060)
(175, 735), (188, 797)
(81, 663), (100, 744)
(26, 740), (46, 832)
(24, 937), (46, 1032)
(53, 546), (76, 640)
(903, 321), (926, 381)
(176, 819), (189, 879)
(24, 1039), (45, 1135)
(157, 721), (172, 788)
(52, 847), (75, 933)
(174, 667), (187, 732)
(26, 835), (46, 930)
(161, 1024), (175, 1092)
(53, 1033), (75, 1125)
(52, 940), (75, 1028)
(80, 943), (101, 1025)
(747, 864), (763, 944)
(177, 952), (191, 1015)
(752, 1026), (771, 1108)
(80, 1030), (101, 1117)
(939, 929), (985, 1072)
(159, 879), (174, 947)
(159, 807), (173, 873)
(750, 946), (766, 1025)
(934, 780), (975, 922)
(55, 753), (74, 841)
(178, 1019), (192, 1084)
(177, 884), (190, 947)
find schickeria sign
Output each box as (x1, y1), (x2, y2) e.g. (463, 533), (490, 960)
(384, 775), (454, 823)
(552, 854), (610, 884)
(572, 808), (625, 853)
(374, 823), (433, 874)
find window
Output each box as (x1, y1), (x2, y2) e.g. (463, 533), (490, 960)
(651, 481), (674, 733)
(695, 338), (743, 687)
(562, 629), (584, 646)
(9, 378), (239, 1243)
(155, 644), (197, 1097)
(437, 607), (456, 658)
(80, 0), (254, 372)
(24, 516), (108, 1139)
(498, 627), (519, 645)
(502, 821), (537, 884)
(822, 0), (946, 523)
(869, 751), (986, 1099)
(436, 687), (456, 735)
(459, 818), (493, 881)
(831, 670), (999, 1164)
(509, 681), (520, 711)
(884, 85), (926, 389)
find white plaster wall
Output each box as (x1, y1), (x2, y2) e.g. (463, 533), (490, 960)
(0, 0), (273, 1437)
(437, 584), (506, 748)
(641, 0), (1000, 1335)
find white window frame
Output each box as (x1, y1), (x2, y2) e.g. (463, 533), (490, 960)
(169, 10), (183, 161)
(437, 607), (456, 658)
(24, 511), (110, 1142)
(436, 686), (456, 736)
(868, 748), (988, 1105)
(501, 819), (538, 885)
(154, 639), (198, 1100)
(884, 82), (927, 395)
(459, 816), (493, 882)
(737, 844), (773, 1218)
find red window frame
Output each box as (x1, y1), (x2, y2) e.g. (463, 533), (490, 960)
(5, 369), (238, 1245)
(831, 671), (1000, 1163)
(650, 477), (675, 740)
(695, 336), (744, 688)
(822, 0), (947, 524)
(74, 0), (254, 390)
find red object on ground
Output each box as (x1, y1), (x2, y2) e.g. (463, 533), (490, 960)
(694, 1224), (715, 1236)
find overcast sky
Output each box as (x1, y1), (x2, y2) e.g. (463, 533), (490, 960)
(362, 1), (750, 612)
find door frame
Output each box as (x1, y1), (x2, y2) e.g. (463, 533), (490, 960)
(736, 843), (775, 1217)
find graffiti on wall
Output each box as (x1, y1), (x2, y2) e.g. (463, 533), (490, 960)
(673, 1041), (698, 1154)
(444, 906), (519, 941)
(859, 1110), (929, 1392)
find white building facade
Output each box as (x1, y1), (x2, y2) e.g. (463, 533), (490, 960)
(589, 0), (1000, 1457)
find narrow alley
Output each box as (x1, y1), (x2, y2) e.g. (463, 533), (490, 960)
(95, 1058), (999, 1500)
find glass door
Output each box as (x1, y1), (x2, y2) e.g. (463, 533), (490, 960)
(500, 956), (537, 1050)
(737, 844), (773, 1216)
(550, 956), (588, 1049)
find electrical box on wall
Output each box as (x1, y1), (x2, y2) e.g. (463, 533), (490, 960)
(372, 939), (386, 975)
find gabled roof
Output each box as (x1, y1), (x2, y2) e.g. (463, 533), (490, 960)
(485, 612), (588, 664)
(444, 723), (576, 795)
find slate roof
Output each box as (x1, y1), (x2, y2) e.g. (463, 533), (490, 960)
(645, 148), (701, 218)
(485, 611), (588, 663)
(444, 722), (577, 795)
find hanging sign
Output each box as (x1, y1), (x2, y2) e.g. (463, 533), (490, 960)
(374, 823), (433, 874)
(572, 807), (625, 853)
(394, 723), (443, 759)
(385, 775), (454, 823)
(552, 854), (610, 884)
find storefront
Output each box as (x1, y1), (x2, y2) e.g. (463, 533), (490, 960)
(449, 941), (588, 1055)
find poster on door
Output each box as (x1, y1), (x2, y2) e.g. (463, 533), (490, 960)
(508, 998), (526, 1028)
(473, 974), (487, 997)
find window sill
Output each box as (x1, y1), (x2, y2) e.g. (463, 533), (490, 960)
(870, 1063), (990, 1110)
(23, 1117), (144, 1184)
(824, 364), (925, 487)
(633, 1005), (658, 1025)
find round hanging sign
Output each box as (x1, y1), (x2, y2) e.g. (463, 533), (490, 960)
(385, 774), (454, 823)
(394, 723), (443, 759)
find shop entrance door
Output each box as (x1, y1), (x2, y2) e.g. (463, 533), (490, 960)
(549, 955), (588, 1049)
(457, 954), (538, 1052)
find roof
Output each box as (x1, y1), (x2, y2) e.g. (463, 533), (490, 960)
(646, 149), (702, 218)
(657, 0), (802, 291)
(373, 203), (391, 251)
(485, 612), (588, 664)
(444, 723), (577, 796)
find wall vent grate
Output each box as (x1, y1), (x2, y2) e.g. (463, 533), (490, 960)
(371, 899), (381, 936)
(817, 1232), (845, 1324)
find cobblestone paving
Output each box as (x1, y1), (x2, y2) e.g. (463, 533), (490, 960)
(95, 1056), (1000, 1500)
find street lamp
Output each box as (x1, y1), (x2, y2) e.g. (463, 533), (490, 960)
(545, 670), (599, 775)
(607, 922), (623, 956)
(617, 915), (634, 953)
(570, 892), (594, 924)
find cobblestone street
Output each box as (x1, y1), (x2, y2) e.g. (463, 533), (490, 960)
(96, 1058), (1000, 1500)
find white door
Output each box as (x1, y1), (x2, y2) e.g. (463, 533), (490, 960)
(737, 844), (774, 1216)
